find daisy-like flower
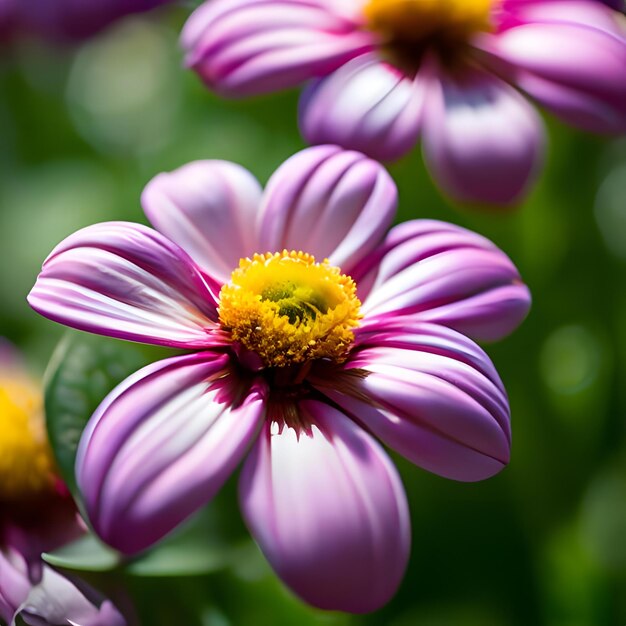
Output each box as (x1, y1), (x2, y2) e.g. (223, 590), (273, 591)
(29, 146), (530, 612)
(0, 341), (126, 626)
(182, 0), (626, 206)
(0, 0), (172, 43)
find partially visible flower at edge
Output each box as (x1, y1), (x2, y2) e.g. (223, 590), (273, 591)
(28, 145), (531, 613)
(182, 0), (626, 207)
(0, 0), (174, 44)
(0, 341), (126, 626)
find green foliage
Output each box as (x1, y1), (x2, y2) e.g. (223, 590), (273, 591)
(42, 505), (253, 578)
(44, 331), (150, 494)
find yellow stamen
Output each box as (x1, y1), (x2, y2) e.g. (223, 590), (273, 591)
(219, 251), (361, 368)
(364, 0), (493, 68)
(0, 378), (56, 501)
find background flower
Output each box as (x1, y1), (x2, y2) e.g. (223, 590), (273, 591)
(182, 0), (626, 206)
(0, 342), (126, 626)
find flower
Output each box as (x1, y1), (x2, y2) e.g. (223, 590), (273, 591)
(182, 0), (626, 206)
(0, 341), (126, 626)
(0, 0), (173, 43)
(28, 146), (531, 612)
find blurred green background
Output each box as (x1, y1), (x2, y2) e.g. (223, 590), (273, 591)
(1, 5), (625, 626)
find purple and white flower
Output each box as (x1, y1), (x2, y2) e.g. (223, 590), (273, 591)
(0, 342), (126, 626)
(29, 146), (531, 612)
(182, 0), (626, 206)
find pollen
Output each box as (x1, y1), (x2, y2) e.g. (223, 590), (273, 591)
(363, 0), (493, 69)
(218, 250), (362, 368)
(0, 379), (57, 501)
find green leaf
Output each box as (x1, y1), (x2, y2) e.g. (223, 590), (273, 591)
(43, 506), (252, 578)
(42, 533), (121, 572)
(127, 502), (253, 577)
(44, 331), (150, 494)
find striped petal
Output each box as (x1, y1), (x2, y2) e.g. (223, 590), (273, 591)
(482, 17), (626, 133)
(182, 0), (373, 96)
(299, 54), (424, 161)
(353, 220), (530, 342)
(0, 550), (125, 626)
(18, 566), (126, 626)
(311, 323), (511, 482)
(77, 352), (265, 554)
(240, 400), (410, 613)
(497, 0), (626, 35)
(28, 222), (219, 349)
(0, 549), (31, 625)
(422, 65), (545, 206)
(142, 160), (262, 284)
(257, 145), (396, 275)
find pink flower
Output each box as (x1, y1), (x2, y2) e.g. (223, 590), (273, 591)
(29, 146), (530, 612)
(0, 0), (173, 43)
(182, 0), (626, 206)
(0, 341), (126, 626)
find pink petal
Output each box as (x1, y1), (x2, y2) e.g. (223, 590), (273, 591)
(18, 565), (126, 626)
(76, 351), (266, 554)
(497, 0), (625, 37)
(142, 160), (262, 284)
(28, 222), (220, 349)
(299, 54), (424, 161)
(352, 220), (530, 342)
(182, 0), (373, 96)
(0, 549), (31, 624)
(311, 323), (511, 482)
(482, 20), (626, 133)
(422, 65), (545, 206)
(0, 550), (126, 626)
(257, 145), (396, 274)
(239, 400), (410, 613)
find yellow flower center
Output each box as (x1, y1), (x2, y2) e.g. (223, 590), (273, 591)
(218, 251), (361, 368)
(363, 0), (494, 70)
(0, 379), (56, 501)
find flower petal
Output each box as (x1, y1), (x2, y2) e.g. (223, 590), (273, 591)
(353, 220), (530, 342)
(239, 400), (410, 613)
(422, 66), (545, 205)
(483, 20), (626, 133)
(142, 160), (262, 284)
(28, 222), (219, 349)
(498, 0), (626, 35)
(0, 549), (126, 626)
(299, 54), (424, 161)
(311, 323), (511, 482)
(257, 145), (397, 274)
(0, 549), (31, 624)
(18, 566), (126, 626)
(76, 351), (265, 554)
(182, 0), (373, 96)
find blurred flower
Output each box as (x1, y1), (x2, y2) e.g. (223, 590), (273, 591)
(0, 0), (173, 43)
(0, 341), (125, 626)
(29, 145), (530, 612)
(182, 0), (626, 206)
